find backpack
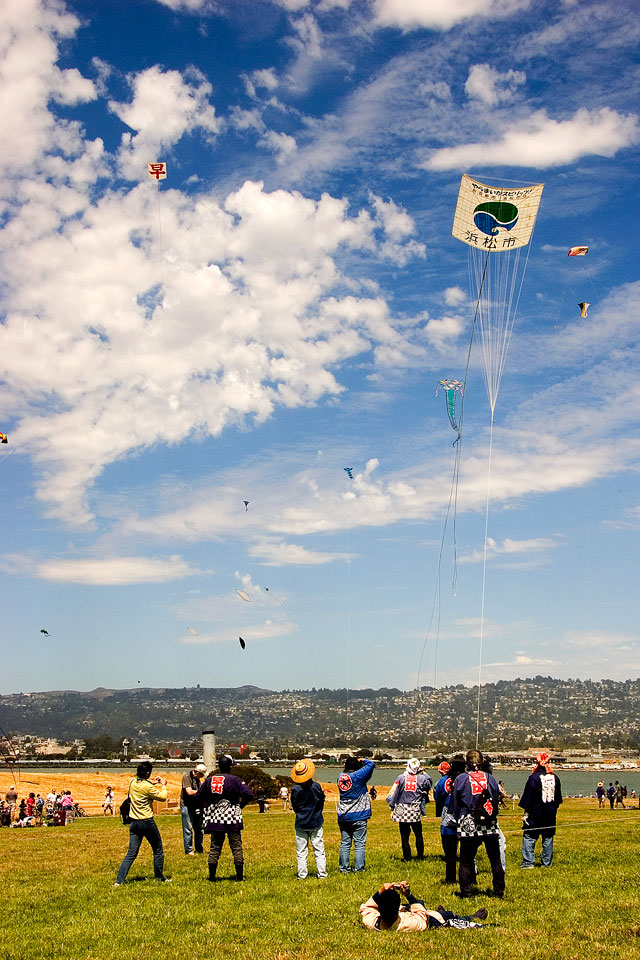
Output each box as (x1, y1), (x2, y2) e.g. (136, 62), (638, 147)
(119, 780), (134, 825)
(472, 786), (497, 827)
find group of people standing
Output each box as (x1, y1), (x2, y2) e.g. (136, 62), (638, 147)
(432, 749), (562, 897)
(115, 749), (565, 900)
(117, 755), (255, 886)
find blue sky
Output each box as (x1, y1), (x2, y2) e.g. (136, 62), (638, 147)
(1, 0), (639, 695)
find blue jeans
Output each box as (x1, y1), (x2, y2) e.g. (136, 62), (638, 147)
(116, 819), (164, 883)
(521, 829), (554, 867)
(339, 819), (367, 872)
(181, 804), (203, 854)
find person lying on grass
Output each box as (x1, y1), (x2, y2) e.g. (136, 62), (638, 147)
(360, 881), (488, 931)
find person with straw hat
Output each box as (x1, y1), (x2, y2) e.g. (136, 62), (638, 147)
(290, 759), (327, 879)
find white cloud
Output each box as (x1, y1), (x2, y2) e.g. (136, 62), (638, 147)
(181, 619), (293, 645)
(425, 107), (639, 170)
(444, 287), (466, 307)
(418, 80), (451, 101)
(153, 0), (217, 10)
(556, 630), (640, 680)
(464, 63), (525, 105)
(177, 574), (296, 644)
(109, 66), (221, 179)
(371, 194), (426, 265)
(259, 129), (298, 164)
(0, 0), (96, 176)
(284, 11), (326, 94)
(112, 421), (640, 553)
(372, 0), (531, 31)
(26, 554), (197, 585)
(517, 2), (640, 60)
(485, 652), (561, 669)
(251, 68), (279, 92)
(0, 168), (426, 525)
(605, 505), (640, 531)
(424, 314), (464, 346)
(248, 538), (349, 565)
(459, 536), (558, 566)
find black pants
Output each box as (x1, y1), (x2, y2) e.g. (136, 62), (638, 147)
(399, 821), (424, 859)
(459, 834), (504, 896)
(441, 832), (459, 883)
(208, 829), (244, 868)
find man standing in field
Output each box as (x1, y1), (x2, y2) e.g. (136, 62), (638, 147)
(337, 756), (375, 873)
(180, 762), (206, 854)
(385, 757), (432, 861)
(449, 749), (504, 899)
(5, 785), (17, 821)
(199, 754), (254, 882)
(290, 759), (327, 880)
(519, 751), (562, 869)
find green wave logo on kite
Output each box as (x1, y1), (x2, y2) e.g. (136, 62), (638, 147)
(473, 201), (519, 236)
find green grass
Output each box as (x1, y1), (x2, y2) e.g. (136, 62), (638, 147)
(1, 801), (638, 959)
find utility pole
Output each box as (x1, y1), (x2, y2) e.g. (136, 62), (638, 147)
(202, 728), (216, 772)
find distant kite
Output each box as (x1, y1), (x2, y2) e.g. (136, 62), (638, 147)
(578, 302), (590, 318)
(239, 636), (246, 650)
(344, 467), (353, 480)
(243, 501), (250, 511)
(235, 589), (251, 602)
(147, 161), (167, 180)
(435, 379), (464, 443)
(568, 246), (588, 257)
(40, 629), (49, 636)
(265, 587), (293, 619)
(0, 432), (7, 444)
(187, 627), (199, 636)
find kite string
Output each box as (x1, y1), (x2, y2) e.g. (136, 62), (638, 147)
(345, 479), (352, 748)
(416, 252), (490, 747)
(155, 180), (168, 347)
(475, 415), (494, 749)
(472, 215), (538, 744)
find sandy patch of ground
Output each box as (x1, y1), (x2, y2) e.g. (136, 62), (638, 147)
(0, 770), (391, 816)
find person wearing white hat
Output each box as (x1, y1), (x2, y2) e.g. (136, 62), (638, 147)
(386, 758), (432, 861)
(180, 762), (207, 855)
(290, 760), (327, 880)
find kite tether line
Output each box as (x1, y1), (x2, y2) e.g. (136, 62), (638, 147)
(147, 162), (168, 347)
(449, 173), (543, 749)
(343, 466), (354, 748)
(471, 222), (537, 750)
(416, 251), (490, 749)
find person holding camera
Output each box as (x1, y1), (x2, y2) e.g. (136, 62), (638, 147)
(359, 881), (488, 931)
(115, 761), (170, 886)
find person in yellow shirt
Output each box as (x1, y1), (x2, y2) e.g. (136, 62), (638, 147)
(115, 761), (170, 886)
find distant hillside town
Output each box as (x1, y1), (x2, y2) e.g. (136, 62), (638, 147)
(1, 676), (639, 761)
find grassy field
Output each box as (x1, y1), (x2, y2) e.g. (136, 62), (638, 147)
(1, 799), (638, 960)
